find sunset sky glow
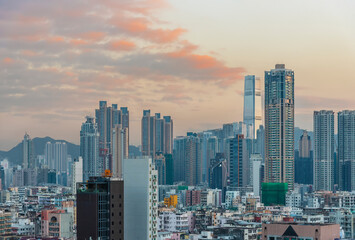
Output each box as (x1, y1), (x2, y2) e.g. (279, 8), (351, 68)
(1, 0), (355, 150)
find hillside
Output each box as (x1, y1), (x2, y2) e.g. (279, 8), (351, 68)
(0, 137), (80, 166)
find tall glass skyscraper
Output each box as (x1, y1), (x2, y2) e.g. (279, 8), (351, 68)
(243, 75), (262, 139)
(338, 110), (355, 191)
(22, 133), (34, 169)
(264, 64), (295, 189)
(314, 110), (334, 191)
(80, 116), (100, 181)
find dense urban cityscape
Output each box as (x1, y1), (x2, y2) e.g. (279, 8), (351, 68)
(1, 1), (355, 240)
(0, 64), (353, 239)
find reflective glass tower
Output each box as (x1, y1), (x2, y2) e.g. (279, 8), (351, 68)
(243, 75), (262, 139)
(264, 64), (295, 189)
(80, 116), (100, 181)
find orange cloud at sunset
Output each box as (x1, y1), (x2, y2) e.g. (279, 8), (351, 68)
(2, 57), (15, 64)
(109, 40), (136, 51)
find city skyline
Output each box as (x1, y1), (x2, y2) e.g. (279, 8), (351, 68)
(1, 0), (355, 150)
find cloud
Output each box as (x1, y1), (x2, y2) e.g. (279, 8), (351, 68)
(2, 57), (14, 64)
(0, 0), (246, 148)
(109, 40), (136, 51)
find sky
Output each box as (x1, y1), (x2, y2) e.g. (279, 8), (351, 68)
(1, 0), (355, 150)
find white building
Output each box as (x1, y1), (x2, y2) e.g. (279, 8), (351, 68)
(71, 157), (83, 194)
(225, 191), (240, 208)
(12, 219), (35, 236)
(112, 125), (128, 178)
(286, 191), (302, 208)
(250, 154), (262, 196)
(124, 157), (158, 240)
(158, 211), (189, 233)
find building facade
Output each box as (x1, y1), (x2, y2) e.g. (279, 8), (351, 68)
(77, 177), (124, 240)
(264, 64), (295, 189)
(243, 75), (262, 139)
(314, 110), (335, 191)
(124, 157), (158, 240)
(80, 116), (100, 181)
(338, 110), (355, 191)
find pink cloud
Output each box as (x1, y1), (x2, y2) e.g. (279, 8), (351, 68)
(2, 57), (15, 64)
(21, 50), (38, 57)
(109, 40), (136, 51)
(78, 32), (106, 42)
(47, 36), (65, 43)
(70, 39), (88, 46)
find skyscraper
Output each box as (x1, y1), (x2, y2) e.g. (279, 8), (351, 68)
(250, 154), (263, 196)
(229, 134), (249, 188)
(299, 131), (311, 158)
(111, 125), (129, 179)
(173, 136), (187, 183)
(164, 116), (174, 154)
(185, 133), (202, 186)
(295, 131), (313, 185)
(314, 110), (335, 191)
(71, 157), (83, 194)
(123, 157), (157, 240)
(141, 110), (151, 156)
(77, 176), (124, 240)
(95, 101), (130, 170)
(338, 110), (355, 191)
(155, 113), (164, 153)
(80, 116), (100, 181)
(45, 142), (68, 174)
(141, 110), (173, 157)
(264, 64), (295, 189)
(22, 133), (34, 169)
(243, 75), (262, 139)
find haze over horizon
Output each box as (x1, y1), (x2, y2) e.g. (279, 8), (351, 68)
(1, 0), (355, 150)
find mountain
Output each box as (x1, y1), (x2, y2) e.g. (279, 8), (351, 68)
(0, 137), (80, 166)
(0, 136), (142, 167)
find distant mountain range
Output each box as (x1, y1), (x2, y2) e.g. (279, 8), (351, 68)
(0, 137), (80, 166)
(0, 128), (314, 166)
(0, 137), (142, 167)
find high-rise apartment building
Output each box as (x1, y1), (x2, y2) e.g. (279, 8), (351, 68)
(45, 142), (68, 174)
(141, 110), (173, 157)
(173, 136), (187, 183)
(142, 110), (152, 156)
(251, 154), (263, 196)
(77, 177), (124, 240)
(164, 116), (173, 154)
(185, 133), (202, 186)
(111, 125), (129, 178)
(95, 101), (129, 170)
(243, 75), (262, 139)
(295, 131), (313, 185)
(338, 110), (355, 191)
(155, 113), (164, 153)
(22, 133), (34, 169)
(314, 110), (335, 191)
(299, 131), (311, 158)
(80, 116), (100, 181)
(229, 134), (249, 188)
(264, 64), (295, 189)
(123, 157), (158, 240)
(71, 157), (83, 194)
